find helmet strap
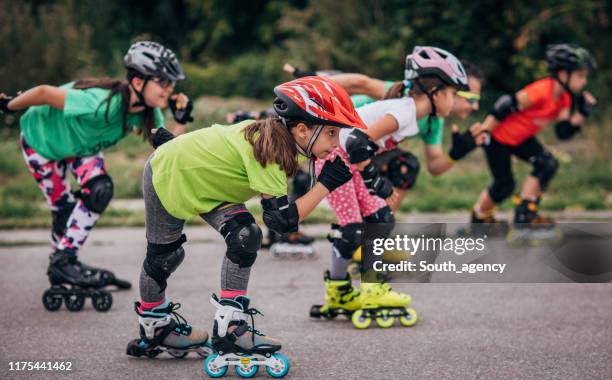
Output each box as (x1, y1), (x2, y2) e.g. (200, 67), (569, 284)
(414, 78), (439, 125)
(128, 76), (151, 108)
(282, 116), (324, 188)
(552, 72), (575, 113)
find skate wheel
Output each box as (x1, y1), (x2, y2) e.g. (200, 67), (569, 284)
(351, 309), (372, 329)
(271, 247), (282, 259)
(203, 353), (228, 378)
(92, 291), (113, 312)
(197, 344), (214, 358)
(289, 250), (302, 259)
(399, 307), (418, 327)
(265, 353), (290, 378)
(168, 350), (188, 359)
(235, 358), (259, 378)
(375, 310), (395, 328)
(42, 289), (63, 311)
(64, 294), (85, 311)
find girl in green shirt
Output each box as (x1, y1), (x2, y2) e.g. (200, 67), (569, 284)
(126, 76), (366, 377)
(0, 41), (194, 311)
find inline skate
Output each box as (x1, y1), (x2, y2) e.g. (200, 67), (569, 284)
(269, 231), (316, 259)
(506, 197), (563, 247)
(126, 300), (212, 359)
(42, 249), (114, 312)
(310, 271), (363, 320)
(352, 282), (418, 329)
(456, 208), (510, 237)
(203, 294), (289, 378)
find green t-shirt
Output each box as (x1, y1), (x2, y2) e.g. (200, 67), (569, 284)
(151, 121), (288, 219)
(20, 82), (164, 160)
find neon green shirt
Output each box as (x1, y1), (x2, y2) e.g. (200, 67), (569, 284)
(350, 80), (444, 145)
(151, 121), (288, 219)
(20, 82), (164, 160)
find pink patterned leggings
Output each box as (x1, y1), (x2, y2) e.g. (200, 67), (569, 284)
(20, 135), (107, 253)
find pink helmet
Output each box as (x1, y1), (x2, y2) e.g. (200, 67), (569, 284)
(405, 46), (469, 91)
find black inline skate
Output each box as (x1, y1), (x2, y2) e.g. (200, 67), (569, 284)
(269, 231), (316, 259)
(507, 197), (563, 246)
(42, 249), (114, 312)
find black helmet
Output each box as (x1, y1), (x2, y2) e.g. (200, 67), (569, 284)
(546, 44), (596, 72)
(124, 41), (185, 81)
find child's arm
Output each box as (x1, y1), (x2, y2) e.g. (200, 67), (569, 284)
(472, 89), (531, 135)
(329, 73), (387, 99)
(1, 86), (67, 111)
(260, 156), (353, 233)
(424, 145), (453, 176)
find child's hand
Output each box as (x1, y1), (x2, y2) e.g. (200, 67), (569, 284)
(577, 91), (597, 118)
(168, 93), (194, 124)
(283, 63), (296, 75)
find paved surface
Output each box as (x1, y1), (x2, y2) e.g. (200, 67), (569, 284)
(0, 225), (611, 379)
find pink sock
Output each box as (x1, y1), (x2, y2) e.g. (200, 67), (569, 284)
(220, 289), (247, 299)
(138, 298), (165, 312)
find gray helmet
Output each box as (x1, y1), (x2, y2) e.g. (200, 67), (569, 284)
(124, 41), (185, 81)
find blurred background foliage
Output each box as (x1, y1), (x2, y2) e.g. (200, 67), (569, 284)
(0, 0), (610, 225)
(1, 0), (609, 106)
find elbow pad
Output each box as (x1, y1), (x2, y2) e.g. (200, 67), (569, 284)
(489, 94), (518, 121)
(261, 195), (299, 234)
(151, 128), (175, 148)
(554, 120), (580, 140)
(345, 129), (379, 164)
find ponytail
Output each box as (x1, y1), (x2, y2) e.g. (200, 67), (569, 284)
(243, 117), (306, 177)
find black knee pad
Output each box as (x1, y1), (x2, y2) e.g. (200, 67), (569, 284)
(488, 176), (516, 203)
(530, 151), (558, 190)
(331, 223), (364, 260)
(51, 198), (76, 238)
(222, 212), (262, 268)
(387, 151), (420, 189)
(291, 170), (311, 199)
(144, 234), (187, 293)
(364, 206), (396, 238)
(80, 174), (114, 213)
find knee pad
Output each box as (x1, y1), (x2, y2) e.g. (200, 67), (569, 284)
(488, 176), (515, 203)
(387, 151), (420, 189)
(291, 170), (311, 199)
(364, 206), (396, 237)
(331, 223), (363, 260)
(222, 212), (262, 268)
(144, 234), (187, 293)
(51, 199), (76, 238)
(530, 151), (558, 190)
(80, 174), (114, 213)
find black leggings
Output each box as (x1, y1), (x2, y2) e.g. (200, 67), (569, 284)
(484, 136), (546, 203)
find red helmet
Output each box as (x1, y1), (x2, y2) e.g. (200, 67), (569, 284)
(273, 76), (367, 130)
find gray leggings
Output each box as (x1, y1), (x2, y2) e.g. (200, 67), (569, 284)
(140, 156), (254, 303)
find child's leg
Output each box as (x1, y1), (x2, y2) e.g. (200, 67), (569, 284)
(140, 157), (186, 305)
(476, 138), (515, 217)
(513, 137), (558, 200)
(201, 204), (261, 298)
(57, 154), (109, 253)
(315, 149), (364, 280)
(19, 135), (73, 250)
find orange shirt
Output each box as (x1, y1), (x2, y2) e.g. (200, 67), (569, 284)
(491, 77), (571, 146)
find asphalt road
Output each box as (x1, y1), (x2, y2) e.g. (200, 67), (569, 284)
(0, 225), (611, 379)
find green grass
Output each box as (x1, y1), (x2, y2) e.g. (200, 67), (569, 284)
(1, 97), (611, 229)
